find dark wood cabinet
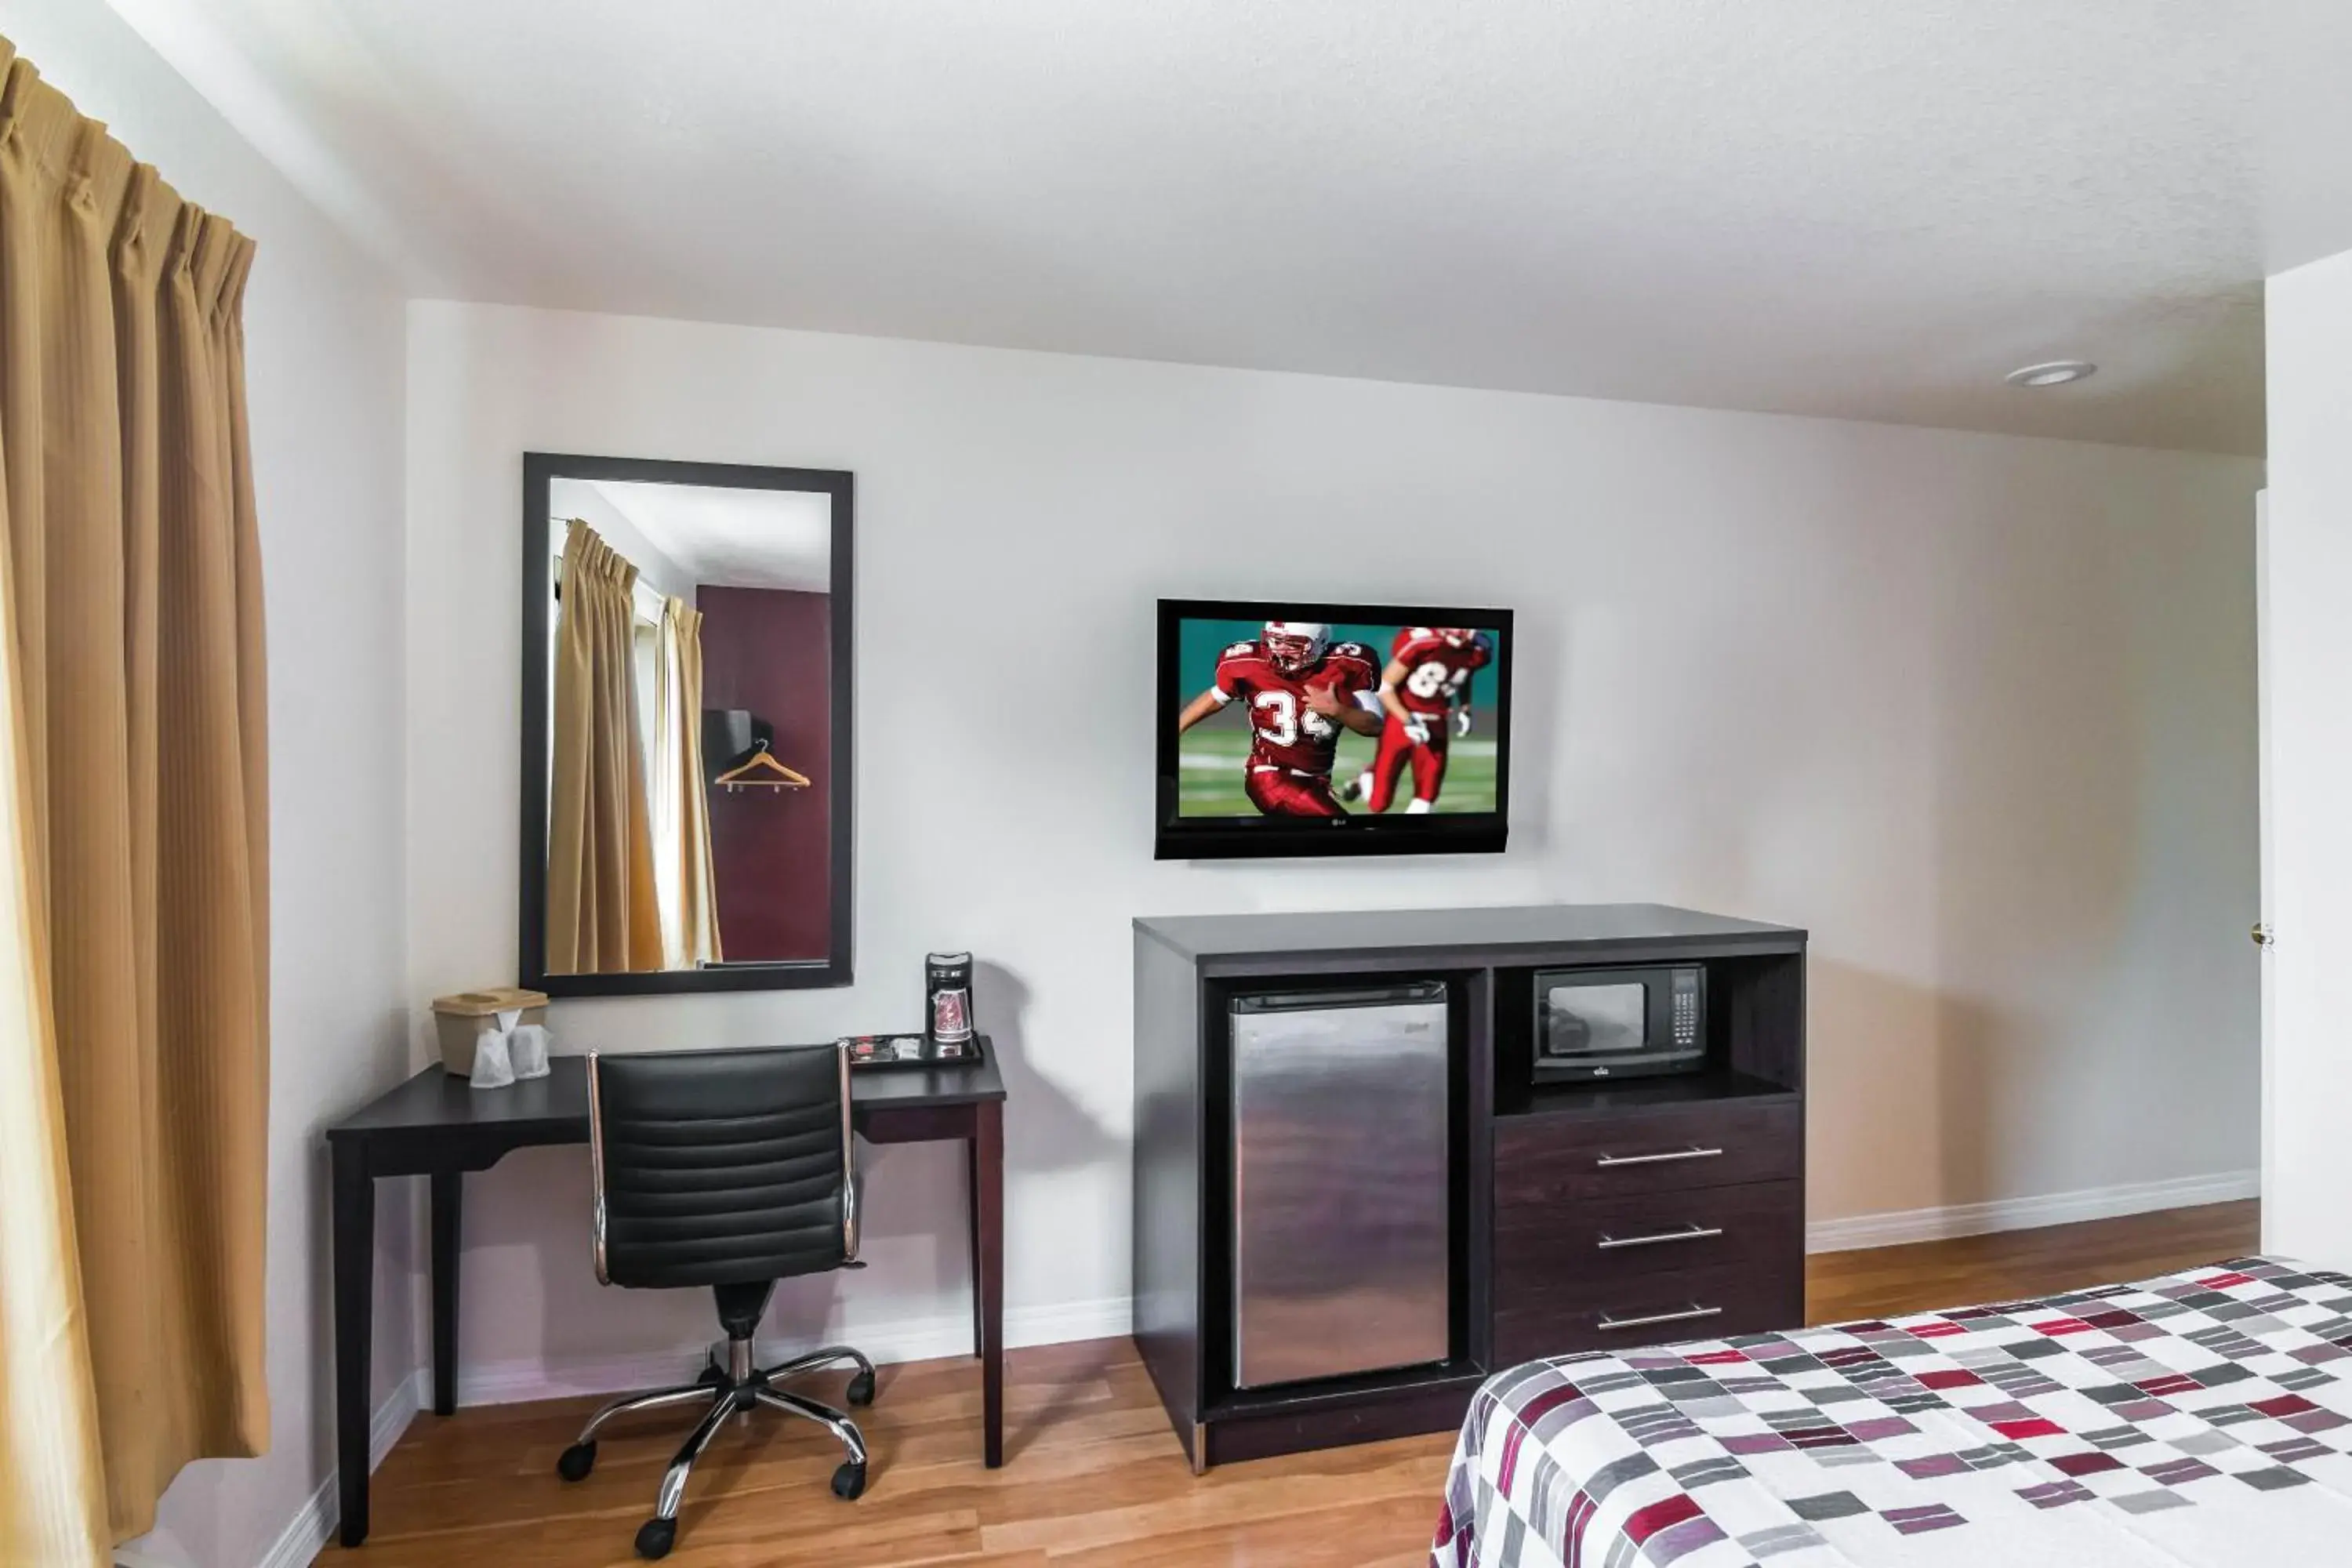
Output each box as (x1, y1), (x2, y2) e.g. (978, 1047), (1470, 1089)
(1133, 902), (1806, 1471)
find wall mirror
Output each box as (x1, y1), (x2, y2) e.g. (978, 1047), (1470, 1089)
(520, 453), (852, 995)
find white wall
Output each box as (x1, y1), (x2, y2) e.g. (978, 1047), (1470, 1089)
(407, 300), (2263, 1392)
(0, 2), (409, 1564)
(2260, 249), (2352, 1269)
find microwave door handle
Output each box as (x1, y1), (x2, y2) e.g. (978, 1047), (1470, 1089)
(1593, 1145), (1724, 1169)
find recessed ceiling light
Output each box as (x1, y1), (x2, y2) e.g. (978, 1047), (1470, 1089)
(2005, 360), (2097, 388)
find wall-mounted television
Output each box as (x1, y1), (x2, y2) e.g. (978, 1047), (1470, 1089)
(1155, 598), (1514, 859)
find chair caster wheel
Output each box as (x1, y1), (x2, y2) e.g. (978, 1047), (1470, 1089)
(696, 1359), (726, 1388)
(555, 1441), (596, 1482)
(846, 1369), (875, 1406)
(831, 1460), (867, 1501)
(633, 1517), (677, 1559)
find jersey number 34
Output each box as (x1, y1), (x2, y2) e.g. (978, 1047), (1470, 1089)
(1252, 689), (1331, 746)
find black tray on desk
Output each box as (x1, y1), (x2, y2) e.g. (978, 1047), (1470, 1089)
(843, 1033), (986, 1071)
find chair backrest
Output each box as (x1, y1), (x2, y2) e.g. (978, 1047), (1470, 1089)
(588, 1044), (856, 1290)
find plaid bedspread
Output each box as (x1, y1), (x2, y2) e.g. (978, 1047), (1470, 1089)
(1434, 1258), (2352, 1566)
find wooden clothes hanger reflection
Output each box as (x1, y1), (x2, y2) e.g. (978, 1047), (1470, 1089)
(715, 738), (811, 793)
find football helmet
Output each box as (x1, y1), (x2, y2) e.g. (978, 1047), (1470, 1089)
(1262, 621), (1331, 676)
(1438, 627), (1478, 649)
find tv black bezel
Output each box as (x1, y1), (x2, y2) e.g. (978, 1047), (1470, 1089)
(1154, 597), (1515, 860)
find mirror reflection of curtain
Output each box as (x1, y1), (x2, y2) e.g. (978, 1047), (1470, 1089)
(0, 42), (272, 1559)
(546, 521), (660, 972)
(652, 597), (722, 968)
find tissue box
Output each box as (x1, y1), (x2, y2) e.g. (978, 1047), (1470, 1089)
(429, 988), (550, 1076)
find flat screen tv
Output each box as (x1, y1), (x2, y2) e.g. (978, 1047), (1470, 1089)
(1156, 598), (1513, 859)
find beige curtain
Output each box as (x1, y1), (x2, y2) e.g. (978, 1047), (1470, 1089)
(653, 597), (722, 968)
(547, 521), (661, 972)
(0, 39), (271, 1562)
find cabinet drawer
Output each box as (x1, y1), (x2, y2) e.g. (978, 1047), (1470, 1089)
(1494, 1099), (1800, 1206)
(1494, 1256), (1803, 1367)
(1499, 1180), (1802, 1297)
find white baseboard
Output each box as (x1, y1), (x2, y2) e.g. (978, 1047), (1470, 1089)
(458, 1294), (1135, 1408)
(252, 1367), (423, 1568)
(1806, 1169), (2260, 1254)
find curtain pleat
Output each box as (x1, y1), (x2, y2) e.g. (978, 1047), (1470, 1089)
(655, 597), (721, 968)
(547, 521), (661, 972)
(0, 36), (268, 1554)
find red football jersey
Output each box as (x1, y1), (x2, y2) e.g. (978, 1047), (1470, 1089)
(1386, 627), (1494, 717)
(1212, 638), (1381, 777)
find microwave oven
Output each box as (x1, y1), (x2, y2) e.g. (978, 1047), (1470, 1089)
(1531, 964), (1704, 1083)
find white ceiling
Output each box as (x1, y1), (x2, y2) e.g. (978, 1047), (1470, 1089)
(585, 480), (832, 593)
(106, 1), (2352, 457)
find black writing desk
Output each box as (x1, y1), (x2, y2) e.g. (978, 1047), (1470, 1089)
(326, 1045), (1006, 1547)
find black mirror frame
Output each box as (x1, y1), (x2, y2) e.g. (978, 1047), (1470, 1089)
(518, 451), (855, 996)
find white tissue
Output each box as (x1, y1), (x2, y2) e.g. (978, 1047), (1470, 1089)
(469, 1026), (515, 1089)
(509, 1022), (551, 1080)
(467, 1008), (550, 1089)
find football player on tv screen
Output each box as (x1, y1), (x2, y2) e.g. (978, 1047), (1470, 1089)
(1342, 626), (1493, 814)
(1174, 622), (1382, 816)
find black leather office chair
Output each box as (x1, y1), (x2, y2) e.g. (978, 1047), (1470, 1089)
(555, 1044), (877, 1559)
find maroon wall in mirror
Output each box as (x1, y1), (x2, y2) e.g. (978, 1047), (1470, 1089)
(700, 586), (833, 961)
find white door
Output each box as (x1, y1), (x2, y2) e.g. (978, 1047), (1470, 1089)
(2259, 485), (2352, 1268)
(2257, 491), (2272, 1225)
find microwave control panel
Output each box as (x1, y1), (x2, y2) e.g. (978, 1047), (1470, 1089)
(1671, 968), (1702, 1049)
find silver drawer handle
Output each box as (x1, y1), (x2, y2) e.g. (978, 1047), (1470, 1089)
(1597, 1303), (1723, 1333)
(1594, 1145), (1724, 1168)
(1597, 1223), (1724, 1250)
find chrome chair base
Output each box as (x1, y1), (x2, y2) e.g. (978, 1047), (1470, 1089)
(555, 1341), (876, 1560)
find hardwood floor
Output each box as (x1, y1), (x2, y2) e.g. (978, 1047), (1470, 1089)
(1805, 1198), (2259, 1326)
(318, 1200), (2258, 1568)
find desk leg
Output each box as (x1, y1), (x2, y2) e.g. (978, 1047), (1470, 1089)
(431, 1170), (463, 1416)
(965, 1134), (983, 1359)
(975, 1099), (1004, 1468)
(332, 1142), (374, 1547)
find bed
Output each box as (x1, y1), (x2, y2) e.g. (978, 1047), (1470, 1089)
(1434, 1257), (2352, 1566)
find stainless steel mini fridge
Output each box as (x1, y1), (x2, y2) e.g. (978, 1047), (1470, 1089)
(1229, 982), (1451, 1389)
